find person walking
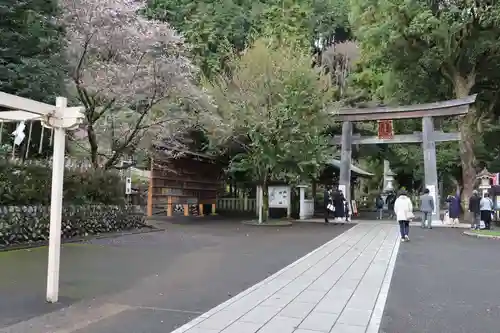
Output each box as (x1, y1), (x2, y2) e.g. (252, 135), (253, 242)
(420, 188), (434, 229)
(324, 186), (333, 224)
(480, 192), (493, 230)
(386, 191), (396, 219)
(375, 194), (384, 220)
(333, 190), (346, 224)
(468, 190), (481, 230)
(394, 189), (414, 242)
(447, 191), (461, 225)
(344, 196), (350, 222)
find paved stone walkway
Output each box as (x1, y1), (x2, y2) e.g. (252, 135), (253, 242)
(172, 223), (400, 333)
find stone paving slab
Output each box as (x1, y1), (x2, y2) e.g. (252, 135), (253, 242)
(171, 224), (401, 333)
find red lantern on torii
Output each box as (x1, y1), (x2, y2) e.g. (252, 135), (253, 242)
(378, 120), (394, 139)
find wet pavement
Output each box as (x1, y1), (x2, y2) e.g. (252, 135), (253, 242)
(380, 227), (500, 333)
(0, 220), (351, 332)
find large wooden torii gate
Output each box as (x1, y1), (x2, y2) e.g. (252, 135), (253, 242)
(333, 95), (477, 222)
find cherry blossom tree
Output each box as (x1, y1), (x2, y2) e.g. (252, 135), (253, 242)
(60, 0), (202, 169)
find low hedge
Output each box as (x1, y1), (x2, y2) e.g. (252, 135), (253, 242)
(0, 162), (125, 205)
(0, 205), (144, 248)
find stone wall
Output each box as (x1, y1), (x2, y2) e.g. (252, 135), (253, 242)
(0, 205), (144, 248)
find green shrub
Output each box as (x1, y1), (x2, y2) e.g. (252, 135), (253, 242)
(0, 205), (144, 247)
(0, 162), (125, 205)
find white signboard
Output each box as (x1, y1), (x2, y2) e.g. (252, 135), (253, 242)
(268, 186), (290, 208)
(426, 184), (437, 214)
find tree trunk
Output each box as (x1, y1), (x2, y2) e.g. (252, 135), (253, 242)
(87, 124), (100, 169)
(262, 180), (269, 222)
(453, 72), (476, 209)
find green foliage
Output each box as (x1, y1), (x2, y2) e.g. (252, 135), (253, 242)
(146, 0), (351, 79)
(348, 0), (500, 196)
(259, 1), (313, 50)
(0, 0), (66, 103)
(145, 0), (259, 79)
(0, 205), (143, 247)
(207, 39), (335, 184)
(0, 162), (125, 205)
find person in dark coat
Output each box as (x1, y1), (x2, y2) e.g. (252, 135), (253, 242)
(324, 186), (333, 224)
(333, 190), (346, 222)
(447, 190), (461, 224)
(386, 191), (396, 219)
(468, 190), (481, 230)
(375, 194), (384, 219)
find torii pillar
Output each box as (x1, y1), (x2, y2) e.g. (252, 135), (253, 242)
(339, 121), (352, 204)
(422, 116), (440, 222)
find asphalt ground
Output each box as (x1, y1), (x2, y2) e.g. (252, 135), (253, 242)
(0, 219), (351, 332)
(380, 226), (500, 333)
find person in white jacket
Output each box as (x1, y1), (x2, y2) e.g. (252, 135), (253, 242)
(394, 190), (414, 242)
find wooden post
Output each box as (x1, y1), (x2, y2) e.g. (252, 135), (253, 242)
(198, 203), (204, 216)
(183, 204), (189, 216)
(339, 121), (353, 204)
(39, 125), (45, 154)
(25, 121), (33, 159)
(147, 158), (153, 217)
(167, 196), (173, 217)
(243, 195), (248, 211)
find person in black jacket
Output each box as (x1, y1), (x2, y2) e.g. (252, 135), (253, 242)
(386, 191), (396, 219)
(333, 190), (346, 223)
(468, 190), (481, 230)
(324, 186), (333, 224)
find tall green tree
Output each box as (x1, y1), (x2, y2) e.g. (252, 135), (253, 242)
(349, 0), (500, 199)
(146, 0), (351, 79)
(0, 0), (67, 159)
(206, 39), (335, 220)
(0, 0), (66, 103)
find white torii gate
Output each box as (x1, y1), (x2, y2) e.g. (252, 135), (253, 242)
(0, 91), (84, 303)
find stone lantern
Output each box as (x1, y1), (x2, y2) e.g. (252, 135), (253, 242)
(383, 160), (396, 192)
(476, 168), (494, 196)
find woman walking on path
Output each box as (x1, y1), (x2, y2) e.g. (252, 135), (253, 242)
(324, 186), (333, 224)
(468, 190), (481, 230)
(333, 190), (346, 223)
(394, 190), (414, 242)
(447, 191), (461, 225)
(375, 194), (384, 220)
(386, 191), (396, 219)
(480, 192), (494, 230)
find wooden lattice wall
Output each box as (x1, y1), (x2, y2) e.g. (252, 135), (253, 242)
(147, 154), (223, 217)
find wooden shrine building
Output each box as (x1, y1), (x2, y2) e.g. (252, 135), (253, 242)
(147, 150), (224, 218)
